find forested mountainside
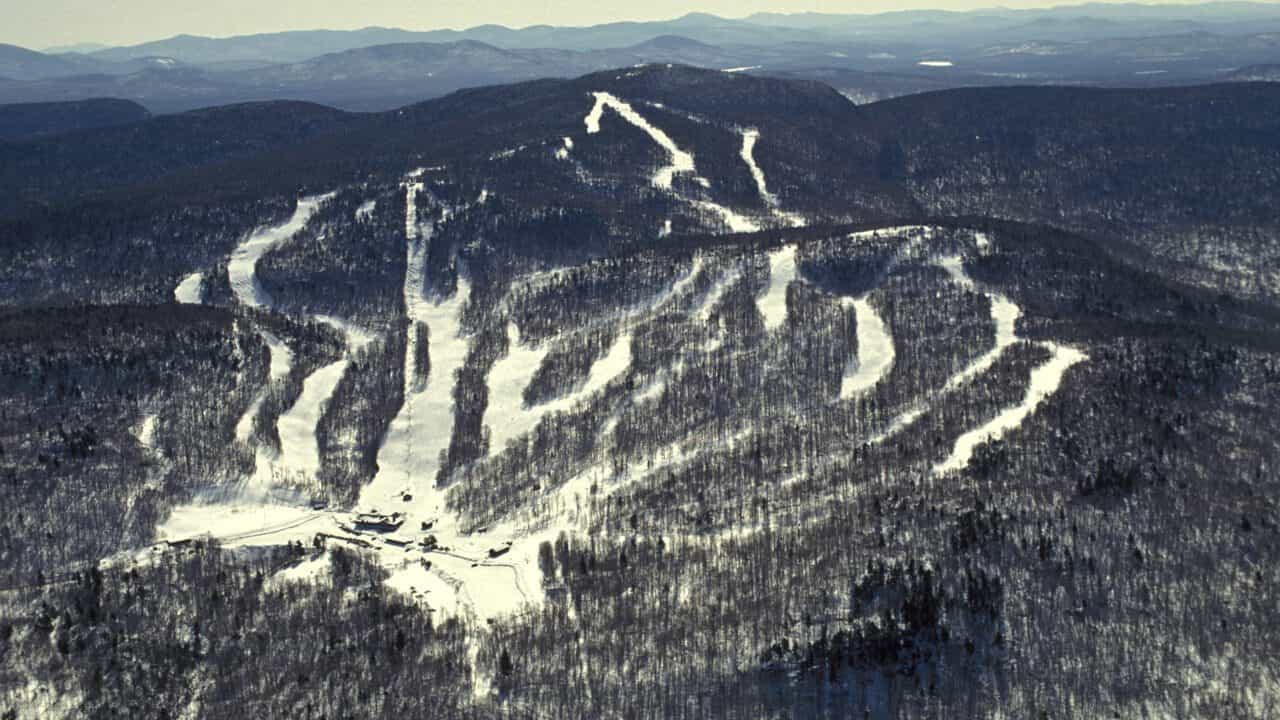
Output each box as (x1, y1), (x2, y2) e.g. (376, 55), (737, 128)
(1, 66), (1278, 719)
(0, 98), (149, 140)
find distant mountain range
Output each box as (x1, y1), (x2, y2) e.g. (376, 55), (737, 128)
(1231, 62), (1280, 81)
(2, 3), (1279, 112)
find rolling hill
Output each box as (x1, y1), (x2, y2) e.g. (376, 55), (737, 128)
(0, 64), (1278, 719)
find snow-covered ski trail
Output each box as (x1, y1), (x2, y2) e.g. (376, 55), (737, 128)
(937, 255), (1021, 390)
(759, 245), (798, 332)
(228, 194), (332, 309)
(934, 343), (1087, 475)
(269, 359), (348, 480)
(739, 128), (805, 227)
(840, 298), (895, 398)
(227, 200), (324, 449)
(233, 331), (293, 443)
(584, 91), (763, 233)
(174, 272), (203, 304)
(585, 92), (695, 190)
(365, 220), (471, 498)
(483, 324), (632, 457)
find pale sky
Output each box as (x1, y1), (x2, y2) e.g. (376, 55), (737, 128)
(1, 0), (1262, 50)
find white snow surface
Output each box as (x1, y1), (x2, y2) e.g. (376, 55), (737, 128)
(938, 255), (1021, 390)
(840, 298), (895, 398)
(228, 194), (331, 309)
(584, 91), (695, 190)
(272, 359), (349, 479)
(269, 552), (333, 587)
(759, 245), (798, 332)
(555, 136), (574, 161)
(135, 414), (158, 451)
(157, 503), (330, 547)
(367, 271), (471, 496)
(356, 200), (377, 220)
(934, 343), (1087, 475)
(484, 324), (632, 457)
(918, 60), (954, 67)
(740, 129), (777, 206)
(174, 272), (203, 304)
(722, 65), (762, 73)
(234, 331), (292, 444)
(261, 331), (293, 382)
(691, 199), (762, 234)
(739, 128), (805, 227)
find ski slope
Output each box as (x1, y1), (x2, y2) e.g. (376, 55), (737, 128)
(484, 325), (633, 457)
(271, 359), (349, 479)
(934, 343), (1087, 475)
(174, 272), (203, 304)
(228, 194), (331, 309)
(739, 128), (805, 227)
(840, 298), (895, 398)
(938, 255), (1021, 390)
(585, 92), (694, 190)
(584, 91), (769, 234)
(759, 245), (798, 332)
(233, 331), (293, 443)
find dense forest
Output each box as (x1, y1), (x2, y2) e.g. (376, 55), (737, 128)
(1, 65), (1278, 718)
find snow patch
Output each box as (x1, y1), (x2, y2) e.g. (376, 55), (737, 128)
(691, 199), (762, 234)
(135, 414), (158, 451)
(555, 136), (574, 161)
(174, 272), (203, 304)
(269, 552), (333, 587)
